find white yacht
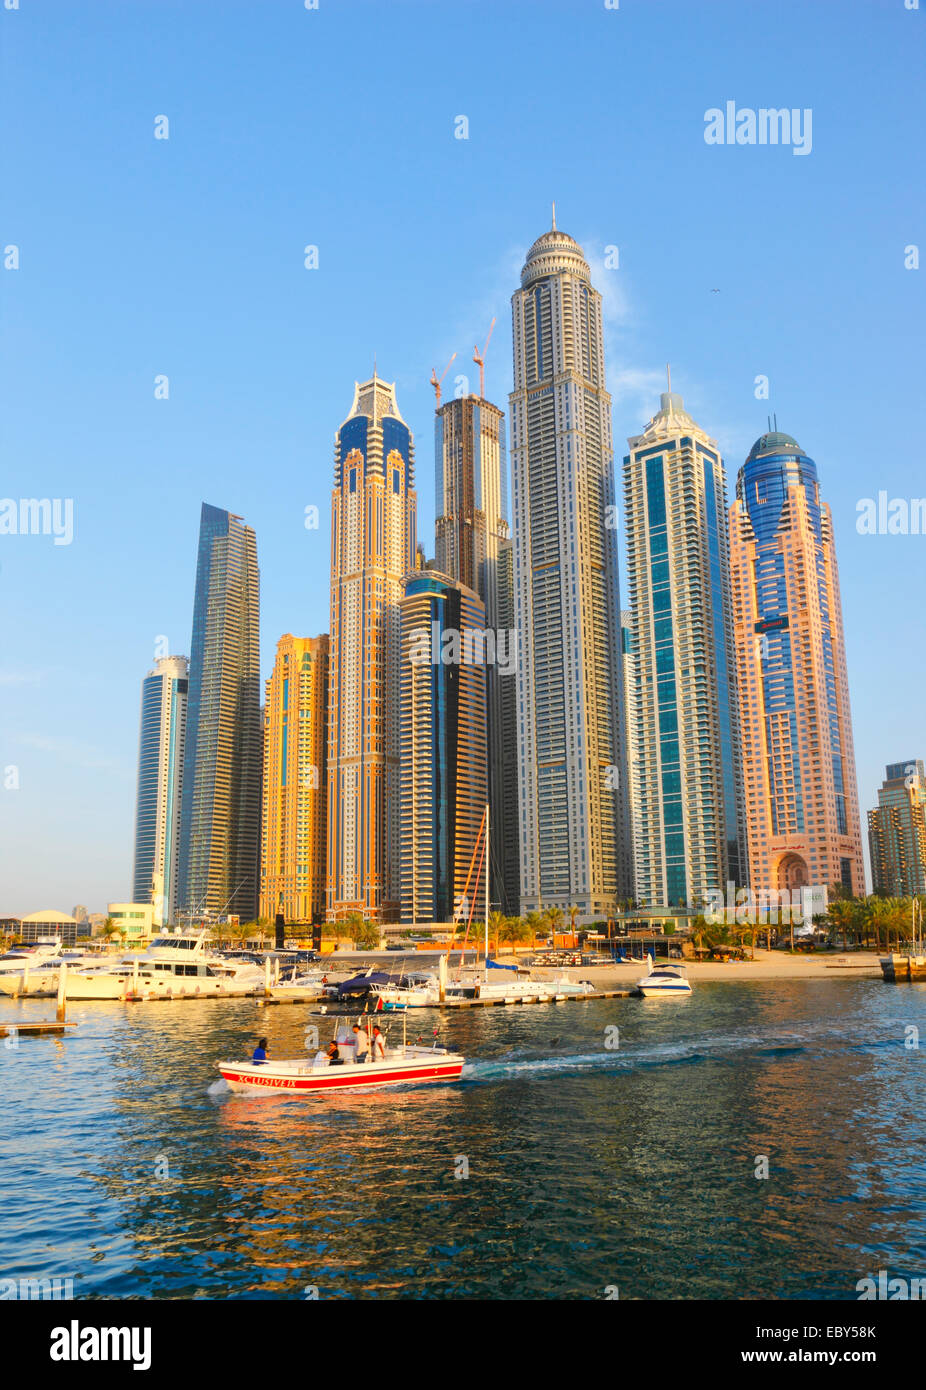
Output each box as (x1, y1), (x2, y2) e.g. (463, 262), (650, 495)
(0, 938), (63, 977)
(0, 948), (102, 997)
(635, 954), (692, 997)
(62, 930), (265, 1001)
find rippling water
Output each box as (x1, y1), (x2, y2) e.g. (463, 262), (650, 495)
(2, 978), (924, 1299)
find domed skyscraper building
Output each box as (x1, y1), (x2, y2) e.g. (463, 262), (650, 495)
(509, 215), (632, 915)
(728, 428), (864, 902)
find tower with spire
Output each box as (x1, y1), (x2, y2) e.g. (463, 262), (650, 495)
(509, 216), (632, 915)
(623, 378), (746, 909)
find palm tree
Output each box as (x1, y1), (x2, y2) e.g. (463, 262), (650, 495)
(525, 911), (544, 944)
(499, 916), (531, 951)
(341, 911), (365, 949)
(567, 904), (580, 939)
(488, 910), (506, 956)
(100, 916), (119, 950)
(543, 906), (564, 946)
(355, 919), (381, 951)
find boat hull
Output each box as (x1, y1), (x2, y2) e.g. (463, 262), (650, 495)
(218, 1052), (465, 1094)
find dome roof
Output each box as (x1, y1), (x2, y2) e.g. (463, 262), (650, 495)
(747, 430), (802, 461)
(520, 224), (590, 288)
(22, 908), (77, 923)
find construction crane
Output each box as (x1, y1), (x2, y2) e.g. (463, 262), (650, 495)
(473, 317), (496, 400)
(429, 352), (457, 408)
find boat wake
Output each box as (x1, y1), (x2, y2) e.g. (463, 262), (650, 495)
(461, 1026), (904, 1084)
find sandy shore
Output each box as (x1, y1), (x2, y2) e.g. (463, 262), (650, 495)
(538, 949), (883, 987)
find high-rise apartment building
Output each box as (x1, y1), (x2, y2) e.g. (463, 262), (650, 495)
(327, 373), (417, 921)
(178, 503), (261, 922)
(399, 572), (488, 924)
(132, 655), (188, 925)
(434, 392), (518, 912)
(509, 217), (631, 915)
(260, 634), (329, 925)
(868, 759), (926, 898)
(624, 388), (745, 908)
(729, 430), (864, 898)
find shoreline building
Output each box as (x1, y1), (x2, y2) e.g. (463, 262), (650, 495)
(327, 374), (417, 922)
(509, 216), (631, 916)
(399, 572), (488, 925)
(620, 610), (642, 903)
(131, 654), (189, 925)
(178, 503), (262, 923)
(260, 634), (329, 926)
(728, 430), (864, 899)
(624, 387), (745, 910)
(868, 759), (926, 898)
(434, 389), (519, 913)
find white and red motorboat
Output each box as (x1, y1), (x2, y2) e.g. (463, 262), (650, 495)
(217, 1026), (465, 1095)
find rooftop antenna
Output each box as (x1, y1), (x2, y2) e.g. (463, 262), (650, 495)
(473, 317), (496, 399)
(666, 363), (672, 394)
(768, 414), (772, 432)
(552, 201), (557, 231)
(773, 412), (778, 431)
(429, 352), (457, 408)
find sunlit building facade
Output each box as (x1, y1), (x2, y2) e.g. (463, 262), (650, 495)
(868, 759), (926, 898)
(260, 634), (329, 925)
(624, 390), (745, 909)
(399, 572), (488, 924)
(132, 655), (188, 925)
(509, 218), (631, 915)
(435, 393), (518, 913)
(729, 431), (864, 899)
(327, 374), (417, 922)
(178, 503), (261, 922)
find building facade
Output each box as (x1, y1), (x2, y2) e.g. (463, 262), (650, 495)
(399, 572), (488, 924)
(327, 374), (417, 922)
(624, 389), (745, 909)
(620, 609), (642, 903)
(435, 393), (519, 913)
(728, 430), (864, 899)
(260, 634), (329, 925)
(178, 503), (262, 922)
(868, 759), (926, 898)
(509, 218), (631, 916)
(132, 655), (188, 925)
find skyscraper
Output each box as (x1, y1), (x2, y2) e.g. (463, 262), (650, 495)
(620, 610), (642, 902)
(624, 388), (745, 909)
(729, 430), (864, 899)
(178, 503), (261, 922)
(328, 373), (417, 922)
(509, 217), (631, 915)
(434, 391), (519, 912)
(132, 655), (188, 925)
(868, 760), (926, 898)
(260, 634), (329, 925)
(399, 572), (488, 924)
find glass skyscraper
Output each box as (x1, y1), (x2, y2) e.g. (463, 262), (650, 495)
(729, 430), (864, 899)
(132, 655), (188, 925)
(178, 503), (261, 922)
(624, 389), (745, 908)
(510, 218), (631, 915)
(399, 572), (488, 924)
(435, 392), (519, 913)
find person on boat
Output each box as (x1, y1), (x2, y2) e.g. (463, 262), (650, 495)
(353, 1023), (370, 1064)
(326, 1040), (344, 1066)
(371, 1024), (386, 1061)
(252, 1037), (269, 1065)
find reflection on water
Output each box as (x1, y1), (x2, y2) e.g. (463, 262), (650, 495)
(1, 980), (924, 1299)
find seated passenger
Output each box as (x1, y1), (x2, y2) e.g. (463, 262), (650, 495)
(252, 1037), (269, 1065)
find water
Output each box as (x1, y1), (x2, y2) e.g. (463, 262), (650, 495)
(2, 979), (924, 1299)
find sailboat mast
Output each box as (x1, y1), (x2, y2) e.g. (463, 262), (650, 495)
(484, 801), (490, 976)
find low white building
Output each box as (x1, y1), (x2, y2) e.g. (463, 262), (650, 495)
(106, 903), (155, 944)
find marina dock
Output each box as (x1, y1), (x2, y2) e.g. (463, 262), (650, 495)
(0, 1021), (77, 1038)
(439, 988), (632, 1007)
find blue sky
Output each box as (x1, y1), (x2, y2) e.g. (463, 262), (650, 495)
(1, 0), (923, 914)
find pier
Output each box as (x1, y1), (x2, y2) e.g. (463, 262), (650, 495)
(0, 1021), (77, 1038)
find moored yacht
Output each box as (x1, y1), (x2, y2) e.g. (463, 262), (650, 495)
(635, 953), (692, 997)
